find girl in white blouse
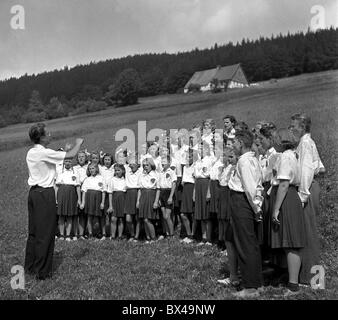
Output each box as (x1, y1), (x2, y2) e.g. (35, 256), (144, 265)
(107, 164), (127, 240)
(270, 128), (306, 294)
(73, 150), (88, 239)
(158, 157), (177, 239)
(55, 158), (81, 241)
(100, 153), (114, 240)
(80, 164), (104, 239)
(136, 158), (160, 242)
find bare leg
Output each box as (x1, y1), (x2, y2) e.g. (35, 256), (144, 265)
(180, 213), (192, 236)
(144, 219), (156, 240)
(100, 216), (106, 237)
(164, 208), (174, 236)
(126, 214), (135, 238)
(111, 217), (117, 239)
(201, 220), (207, 241)
(58, 216), (65, 237)
(78, 214), (86, 237)
(285, 249), (301, 284)
(87, 216), (93, 237)
(118, 218), (124, 238)
(135, 217), (141, 239)
(65, 217), (72, 237)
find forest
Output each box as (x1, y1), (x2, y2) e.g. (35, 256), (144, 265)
(0, 27), (337, 127)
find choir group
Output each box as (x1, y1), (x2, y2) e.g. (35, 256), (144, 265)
(54, 113), (324, 298)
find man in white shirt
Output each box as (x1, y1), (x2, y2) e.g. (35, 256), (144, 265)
(228, 130), (263, 298)
(25, 123), (84, 280)
(290, 113), (324, 284)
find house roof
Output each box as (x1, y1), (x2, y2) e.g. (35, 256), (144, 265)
(184, 63), (242, 88)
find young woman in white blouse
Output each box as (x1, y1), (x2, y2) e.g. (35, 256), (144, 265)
(136, 158), (160, 242)
(80, 164), (104, 239)
(270, 128), (307, 295)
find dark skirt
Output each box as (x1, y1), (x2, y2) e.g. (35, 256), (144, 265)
(270, 185), (306, 249)
(218, 186), (232, 241)
(85, 190), (102, 216)
(299, 180), (321, 284)
(259, 182), (271, 246)
(180, 183), (194, 214)
(138, 189), (157, 220)
(174, 176), (183, 208)
(124, 188), (138, 215)
(218, 186), (230, 220)
(160, 188), (173, 209)
(194, 178), (210, 220)
(112, 191), (126, 218)
(209, 180), (220, 213)
(57, 185), (78, 216)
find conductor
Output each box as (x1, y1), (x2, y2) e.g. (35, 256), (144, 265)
(24, 123), (84, 280)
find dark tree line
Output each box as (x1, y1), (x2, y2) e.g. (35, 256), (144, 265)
(0, 27), (337, 126)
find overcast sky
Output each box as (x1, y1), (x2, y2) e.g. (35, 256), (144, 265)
(0, 0), (337, 80)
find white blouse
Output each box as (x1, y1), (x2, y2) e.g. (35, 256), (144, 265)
(55, 168), (80, 186)
(228, 151), (263, 214)
(74, 164), (88, 185)
(125, 166), (142, 189)
(107, 176), (127, 193)
(274, 150), (300, 186)
(26, 144), (66, 188)
(138, 170), (160, 189)
(158, 168), (177, 189)
(81, 175), (104, 192)
(297, 133), (325, 203)
(182, 164), (195, 184)
(193, 155), (215, 179)
(219, 164), (235, 187)
(210, 159), (223, 181)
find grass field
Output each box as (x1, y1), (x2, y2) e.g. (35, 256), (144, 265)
(0, 70), (337, 300)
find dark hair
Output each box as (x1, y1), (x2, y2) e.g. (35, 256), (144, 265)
(276, 128), (298, 151)
(260, 122), (277, 139)
(114, 164), (126, 178)
(234, 121), (249, 131)
(29, 123), (46, 144)
(223, 115), (237, 125)
(102, 153), (114, 168)
(291, 113), (311, 133)
(235, 130), (254, 149)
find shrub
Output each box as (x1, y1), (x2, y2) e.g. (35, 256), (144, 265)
(187, 83), (201, 93)
(22, 111), (48, 123)
(0, 115), (7, 128)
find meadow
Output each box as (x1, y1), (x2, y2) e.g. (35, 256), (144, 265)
(0, 70), (337, 300)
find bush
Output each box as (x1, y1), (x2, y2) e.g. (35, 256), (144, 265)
(107, 68), (141, 106)
(0, 115), (7, 128)
(7, 106), (23, 124)
(46, 97), (68, 119)
(22, 111), (48, 123)
(187, 83), (201, 93)
(68, 99), (108, 116)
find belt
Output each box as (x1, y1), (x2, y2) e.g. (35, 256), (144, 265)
(31, 185), (53, 190)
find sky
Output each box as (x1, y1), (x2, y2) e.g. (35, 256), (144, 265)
(0, 0), (337, 80)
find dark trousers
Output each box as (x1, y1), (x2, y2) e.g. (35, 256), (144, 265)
(24, 186), (57, 279)
(230, 191), (263, 289)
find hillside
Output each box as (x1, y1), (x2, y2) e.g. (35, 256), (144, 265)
(0, 28), (337, 128)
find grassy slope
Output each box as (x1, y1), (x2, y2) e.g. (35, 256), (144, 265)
(0, 70), (337, 300)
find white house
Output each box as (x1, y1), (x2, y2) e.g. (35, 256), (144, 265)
(184, 63), (249, 93)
